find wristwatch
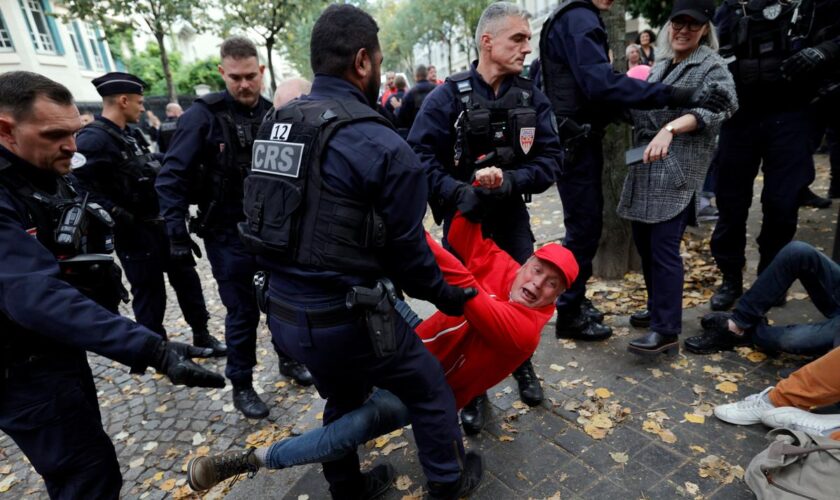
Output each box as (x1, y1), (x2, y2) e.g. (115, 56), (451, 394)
(664, 124), (676, 135)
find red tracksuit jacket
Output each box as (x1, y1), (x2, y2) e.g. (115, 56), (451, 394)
(417, 214), (555, 409)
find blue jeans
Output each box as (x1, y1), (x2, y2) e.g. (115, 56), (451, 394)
(264, 390), (410, 469)
(732, 241), (840, 355)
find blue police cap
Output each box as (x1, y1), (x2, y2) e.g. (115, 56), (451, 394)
(91, 72), (147, 96)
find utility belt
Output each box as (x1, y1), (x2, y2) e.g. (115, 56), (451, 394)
(256, 271), (399, 358)
(59, 254), (129, 313)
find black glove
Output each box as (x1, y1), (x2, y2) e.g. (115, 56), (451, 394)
(476, 171), (516, 200)
(454, 184), (486, 223)
(781, 42), (840, 80)
(435, 286), (478, 317)
(668, 83), (729, 113)
(150, 341), (226, 388)
(111, 206), (135, 226)
(170, 236), (202, 264)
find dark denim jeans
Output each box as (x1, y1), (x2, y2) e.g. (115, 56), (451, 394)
(732, 241), (840, 356)
(264, 390), (410, 469)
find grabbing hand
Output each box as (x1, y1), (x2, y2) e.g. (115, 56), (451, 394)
(643, 127), (674, 164)
(436, 286), (478, 317)
(455, 185), (486, 222)
(170, 236), (202, 265)
(474, 167), (503, 189)
(670, 83), (729, 113)
(151, 341), (226, 388)
(781, 42), (839, 80)
(476, 170), (515, 199)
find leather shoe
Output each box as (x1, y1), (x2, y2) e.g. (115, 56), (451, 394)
(799, 187), (832, 209)
(193, 329), (227, 358)
(233, 385), (269, 419)
(629, 310), (651, 328)
(710, 273), (742, 311)
(360, 463), (396, 500)
(512, 359), (543, 407)
(460, 394), (489, 435)
(279, 357), (314, 386)
(683, 327), (752, 355)
(700, 311), (732, 330)
(428, 452), (483, 500)
(627, 332), (679, 356)
(555, 311), (612, 341)
(580, 298), (605, 324)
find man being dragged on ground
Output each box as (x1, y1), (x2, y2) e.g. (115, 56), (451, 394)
(186, 183), (579, 496)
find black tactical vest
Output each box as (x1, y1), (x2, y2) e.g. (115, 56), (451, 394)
(157, 118), (177, 153)
(539, 0), (610, 125)
(449, 72), (538, 180)
(192, 93), (266, 219)
(85, 120), (161, 218)
(238, 98), (392, 274)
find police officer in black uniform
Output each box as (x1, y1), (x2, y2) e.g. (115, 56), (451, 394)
(700, 0), (840, 312)
(539, 0), (730, 341)
(156, 37), (312, 420)
(409, 2), (562, 435)
(151, 102), (183, 154)
(0, 71), (224, 499)
(72, 73), (225, 358)
(238, 5), (482, 499)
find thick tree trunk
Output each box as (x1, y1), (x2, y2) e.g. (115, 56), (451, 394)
(446, 38), (453, 75)
(155, 29), (177, 102)
(591, 0), (639, 278)
(266, 37), (278, 94)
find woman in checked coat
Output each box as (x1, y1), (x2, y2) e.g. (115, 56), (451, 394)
(621, 0), (738, 356)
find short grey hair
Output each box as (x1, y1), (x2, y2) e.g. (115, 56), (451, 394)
(625, 43), (640, 58)
(475, 2), (531, 50)
(656, 21), (720, 60)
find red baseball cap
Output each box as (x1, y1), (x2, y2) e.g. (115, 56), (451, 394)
(534, 243), (579, 289)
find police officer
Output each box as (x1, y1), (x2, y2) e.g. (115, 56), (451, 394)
(156, 37), (313, 420)
(395, 65), (436, 131)
(699, 0), (840, 313)
(72, 73), (225, 359)
(409, 2), (562, 435)
(238, 5), (482, 498)
(0, 71), (224, 499)
(539, 0), (730, 341)
(152, 102), (183, 154)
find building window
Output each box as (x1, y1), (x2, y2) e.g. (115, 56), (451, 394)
(68, 24), (87, 67)
(84, 23), (105, 70)
(20, 0), (56, 53)
(0, 12), (13, 51)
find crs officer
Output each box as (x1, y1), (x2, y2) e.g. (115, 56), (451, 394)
(238, 5), (482, 499)
(156, 37), (312, 420)
(72, 73), (225, 356)
(408, 2), (562, 435)
(539, 0), (730, 341)
(700, 0), (840, 313)
(0, 71), (224, 499)
(152, 102), (183, 154)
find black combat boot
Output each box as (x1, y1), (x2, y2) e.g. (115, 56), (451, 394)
(278, 354), (314, 386)
(627, 332), (679, 356)
(427, 452), (484, 500)
(187, 448), (259, 491)
(512, 359), (543, 407)
(192, 327), (227, 357)
(460, 394), (489, 436)
(629, 310), (651, 328)
(799, 187), (832, 208)
(360, 463), (396, 500)
(233, 384), (269, 419)
(580, 298), (605, 324)
(555, 309), (613, 341)
(710, 272), (743, 311)
(685, 313), (752, 354)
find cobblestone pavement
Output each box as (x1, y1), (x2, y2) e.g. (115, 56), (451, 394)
(0, 156), (835, 499)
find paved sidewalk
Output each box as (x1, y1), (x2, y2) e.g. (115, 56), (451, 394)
(0, 155), (834, 499)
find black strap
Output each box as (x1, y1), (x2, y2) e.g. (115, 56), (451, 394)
(268, 296), (357, 328)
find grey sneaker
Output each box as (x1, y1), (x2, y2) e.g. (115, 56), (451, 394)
(714, 387), (775, 425)
(187, 448), (259, 491)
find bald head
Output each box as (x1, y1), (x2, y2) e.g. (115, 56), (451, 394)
(273, 78), (312, 108)
(165, 102), (183, 118)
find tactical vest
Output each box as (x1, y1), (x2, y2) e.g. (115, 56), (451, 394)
(157, 118), (178, 152)
(449, 72), (538, 179)
(0, 156), (126, 349)
(412, 84), (435, 109)
(238, 98), (391, 274)
(191, 92), (266, 231)
(539, 0), (610, 125)
(85, 120), (161, 218)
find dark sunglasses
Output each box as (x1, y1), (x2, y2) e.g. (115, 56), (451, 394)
(671, 18), (705, 32)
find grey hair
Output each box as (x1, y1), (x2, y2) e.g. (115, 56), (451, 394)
(625, 43), (640, 58)
(475, 2), (531, 50)
(656, 21), (720, 60)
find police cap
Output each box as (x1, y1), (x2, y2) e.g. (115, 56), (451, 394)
(669, 0), (715, 23)
(92, 72), (147, 97)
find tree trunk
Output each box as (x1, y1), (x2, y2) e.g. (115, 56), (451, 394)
(266, 37), (278, 95)
(591, 0), (639, 278)
(446, 37), (453, 75)
(154, 28), (177, 102)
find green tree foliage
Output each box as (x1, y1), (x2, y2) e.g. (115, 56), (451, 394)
(627, 0), (672, 29)
(63, 0), (201, 101)
(126, 44), (222, 95)
(177, 57), (225, 93)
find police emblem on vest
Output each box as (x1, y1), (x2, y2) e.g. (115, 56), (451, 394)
(238, 98), (391, 274)
(449, 71), (538, 178)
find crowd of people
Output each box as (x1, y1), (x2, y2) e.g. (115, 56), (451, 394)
(0, 0), (838, 498)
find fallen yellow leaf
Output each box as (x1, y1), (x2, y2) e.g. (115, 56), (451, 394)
(160, 479), (176, 492)
(658, 429), (678, 444)
(746, 351), (767, 363)
(594, 388), (612, 399)
(684, 413), (705, 424)
(499, 435), (515, 442)
(716, 381), (738, 394)
(610, 451), (629, 464)
(583, 423), (608, 439)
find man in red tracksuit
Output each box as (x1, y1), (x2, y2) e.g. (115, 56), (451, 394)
(187, 213), (578, 493)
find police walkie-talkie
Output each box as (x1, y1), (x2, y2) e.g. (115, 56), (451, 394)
(55, 192), (89, 251)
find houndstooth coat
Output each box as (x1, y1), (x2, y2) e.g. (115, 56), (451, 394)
(618, 45), (738, 224)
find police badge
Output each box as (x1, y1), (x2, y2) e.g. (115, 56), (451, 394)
(763, 2), (782, 19)
(519, 127), (536, 155)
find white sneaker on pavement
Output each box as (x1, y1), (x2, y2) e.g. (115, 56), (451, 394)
(761, 407), (840, 435)
(714, 387), (776, 425)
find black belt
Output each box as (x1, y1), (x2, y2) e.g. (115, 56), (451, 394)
(269, 297), (357, 328)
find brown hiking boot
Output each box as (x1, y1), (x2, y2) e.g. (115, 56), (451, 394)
(187, 448), (259, 491)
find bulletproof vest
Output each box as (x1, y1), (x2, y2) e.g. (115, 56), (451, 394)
(723, 0), (816, 86)
(85, 120), (161, 218)
(412, 85), (434, 109)
(157, 118), (178, 152)
(539, 0), (609, 125)
(449, 72), (538, 180)
(238, 98), (392, 274)
(194, 92), (265, 213)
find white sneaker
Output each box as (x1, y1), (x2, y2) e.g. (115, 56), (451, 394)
(714, 386), (776, 425)
(761, 407), (840, 435)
